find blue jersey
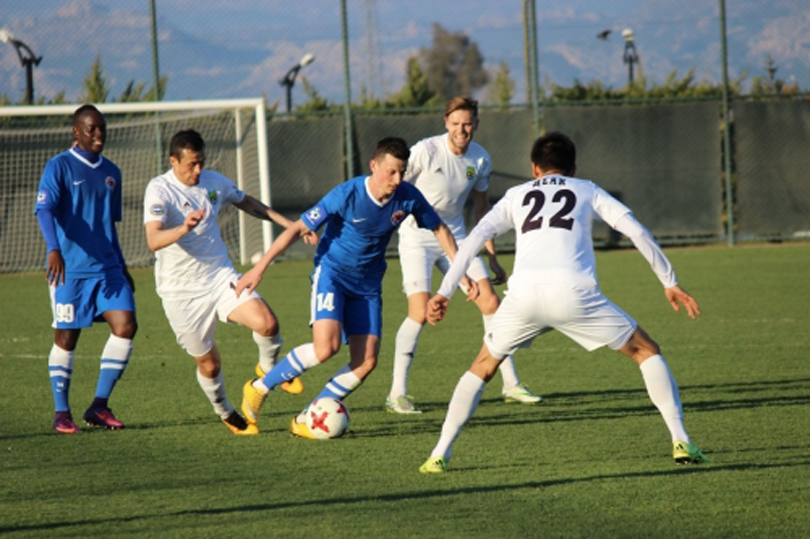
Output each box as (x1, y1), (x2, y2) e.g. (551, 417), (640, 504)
(34, 149), (124, 276)
(302, 175), (441, 286)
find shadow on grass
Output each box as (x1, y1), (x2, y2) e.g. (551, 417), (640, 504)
(350, 378), (810, 439)
(3, 460), (808, 534)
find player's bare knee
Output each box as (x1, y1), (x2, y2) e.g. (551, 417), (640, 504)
(196, 359), (220, 378)
(620, 327), (660, 364)
(255, 316), (278, 337)
(314, 341), (340, 362)
(54, 330), (80, 351)
(475, 286), (500, 314)
(110, 316), (137, 339)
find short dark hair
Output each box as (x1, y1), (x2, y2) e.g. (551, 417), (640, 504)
(373, 137), (410, 162)
(531, 132), (576, 176)
(169, 129), (206, 160)
(73, 104), (102, 126)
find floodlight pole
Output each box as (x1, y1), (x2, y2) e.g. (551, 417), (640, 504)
(3, 36), (42, 105)
(719, 0), (735, 246)
(623, 29), (638, 85)
(149, 0), (163, 176)
(341, 0), (355, 180)
(280, 54), (314, 113)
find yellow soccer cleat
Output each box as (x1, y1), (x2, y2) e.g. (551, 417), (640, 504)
(673, 441), (711, 465)
(241, 379), (267, 426)
(289, 416), (317, 439)
(255, 364), (305, 395)
(419, 456), (448, 474)
(221, 411), (259, 435)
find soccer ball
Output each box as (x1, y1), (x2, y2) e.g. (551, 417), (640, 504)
(305, 398), (350, 439)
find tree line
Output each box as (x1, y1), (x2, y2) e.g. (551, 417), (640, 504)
(1, 24), (801, 109)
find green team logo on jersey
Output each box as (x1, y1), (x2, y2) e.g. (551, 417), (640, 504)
(466, 166), (476, 181)
(207, 189), (219, 204)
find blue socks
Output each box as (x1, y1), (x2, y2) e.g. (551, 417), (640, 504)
(94, 335), (133, 400)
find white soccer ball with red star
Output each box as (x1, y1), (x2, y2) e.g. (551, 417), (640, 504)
(306, 397), (350, 439)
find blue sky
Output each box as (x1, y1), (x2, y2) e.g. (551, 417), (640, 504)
(1, 0), (808, 105)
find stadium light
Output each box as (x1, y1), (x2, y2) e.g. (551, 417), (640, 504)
(0, 29), (42, 105)
(622, 28), (639, 85)
(280, 53), (315, 113)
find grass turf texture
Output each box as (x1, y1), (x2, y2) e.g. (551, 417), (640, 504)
(1, 244), (808, 538)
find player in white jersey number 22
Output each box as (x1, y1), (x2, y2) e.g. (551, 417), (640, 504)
(419, 131), (710, 473)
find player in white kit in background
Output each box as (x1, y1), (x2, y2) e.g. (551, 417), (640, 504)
(387, 96), (541, 414)
(419, 131), (709, 473)
(143, 129), (315, 435)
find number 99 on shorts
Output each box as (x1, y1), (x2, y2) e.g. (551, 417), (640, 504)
(55, 303), (75, 323)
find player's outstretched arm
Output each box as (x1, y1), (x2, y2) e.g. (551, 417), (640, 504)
(665, 285), (701, 320)
(145, 209), (205, 252)
(235, 195), (318, 245)
(426, 294), (450, 326)
(235, 219), (310, 297)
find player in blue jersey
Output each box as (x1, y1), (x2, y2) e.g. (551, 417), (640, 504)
(34, 104), (137, 434)
(238, 137), (477, 437)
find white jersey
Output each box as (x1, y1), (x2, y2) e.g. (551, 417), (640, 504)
(143, 168), (245, 299)
(399, 133), (491, 244)
(437, 174), (677, 298)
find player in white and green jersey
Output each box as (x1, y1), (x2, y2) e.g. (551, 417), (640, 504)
(388, 96), (541, 415)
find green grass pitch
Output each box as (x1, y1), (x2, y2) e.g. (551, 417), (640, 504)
(1, 244), (808, 538)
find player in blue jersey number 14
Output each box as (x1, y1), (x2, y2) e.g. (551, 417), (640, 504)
(238, 137), (478, 438)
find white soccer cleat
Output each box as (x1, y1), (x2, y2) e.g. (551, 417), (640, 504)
(502, 383), (543, 404)
(386, 395), (423, 414)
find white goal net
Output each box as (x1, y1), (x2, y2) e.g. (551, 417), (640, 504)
(0, 98), (272, 273)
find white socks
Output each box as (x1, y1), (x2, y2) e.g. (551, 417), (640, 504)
(389, 317), (424, 399)
(431, 371), (486, 460)
(483, 313), (520, 389)
(639, 354), (689, 443)
(254, 331), (282, 374)
(196, 369), (233, 419)
(253, 331), (284, 373)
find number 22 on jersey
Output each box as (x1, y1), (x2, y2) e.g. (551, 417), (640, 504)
(521, 189), (577, 233)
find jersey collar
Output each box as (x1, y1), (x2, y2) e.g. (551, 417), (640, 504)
(69, 147), (104, 169)
(365, 175), (391, 208)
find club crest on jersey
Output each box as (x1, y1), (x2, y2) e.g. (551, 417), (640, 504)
(207, 189), (219, 204)
(466, 166), (476, 181)
(307, 206), (323, 223)
(391, 210), (406, 226)
(105, 176), (116, 189)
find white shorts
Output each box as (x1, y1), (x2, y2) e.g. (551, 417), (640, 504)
(160, 269), (261, 357)
(399, 239), (489, 296)
(484, 273), (637, 359)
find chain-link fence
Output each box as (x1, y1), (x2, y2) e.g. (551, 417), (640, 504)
(1, 1), (808, 274)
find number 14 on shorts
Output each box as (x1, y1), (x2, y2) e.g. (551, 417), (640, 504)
(316, 292), (335, 312)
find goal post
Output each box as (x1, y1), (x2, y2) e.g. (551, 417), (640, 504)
(0, 98), (272, 273)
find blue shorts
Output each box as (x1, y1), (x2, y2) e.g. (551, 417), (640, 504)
(50, 271), (136, 329)
(310, 264), (382, 338)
